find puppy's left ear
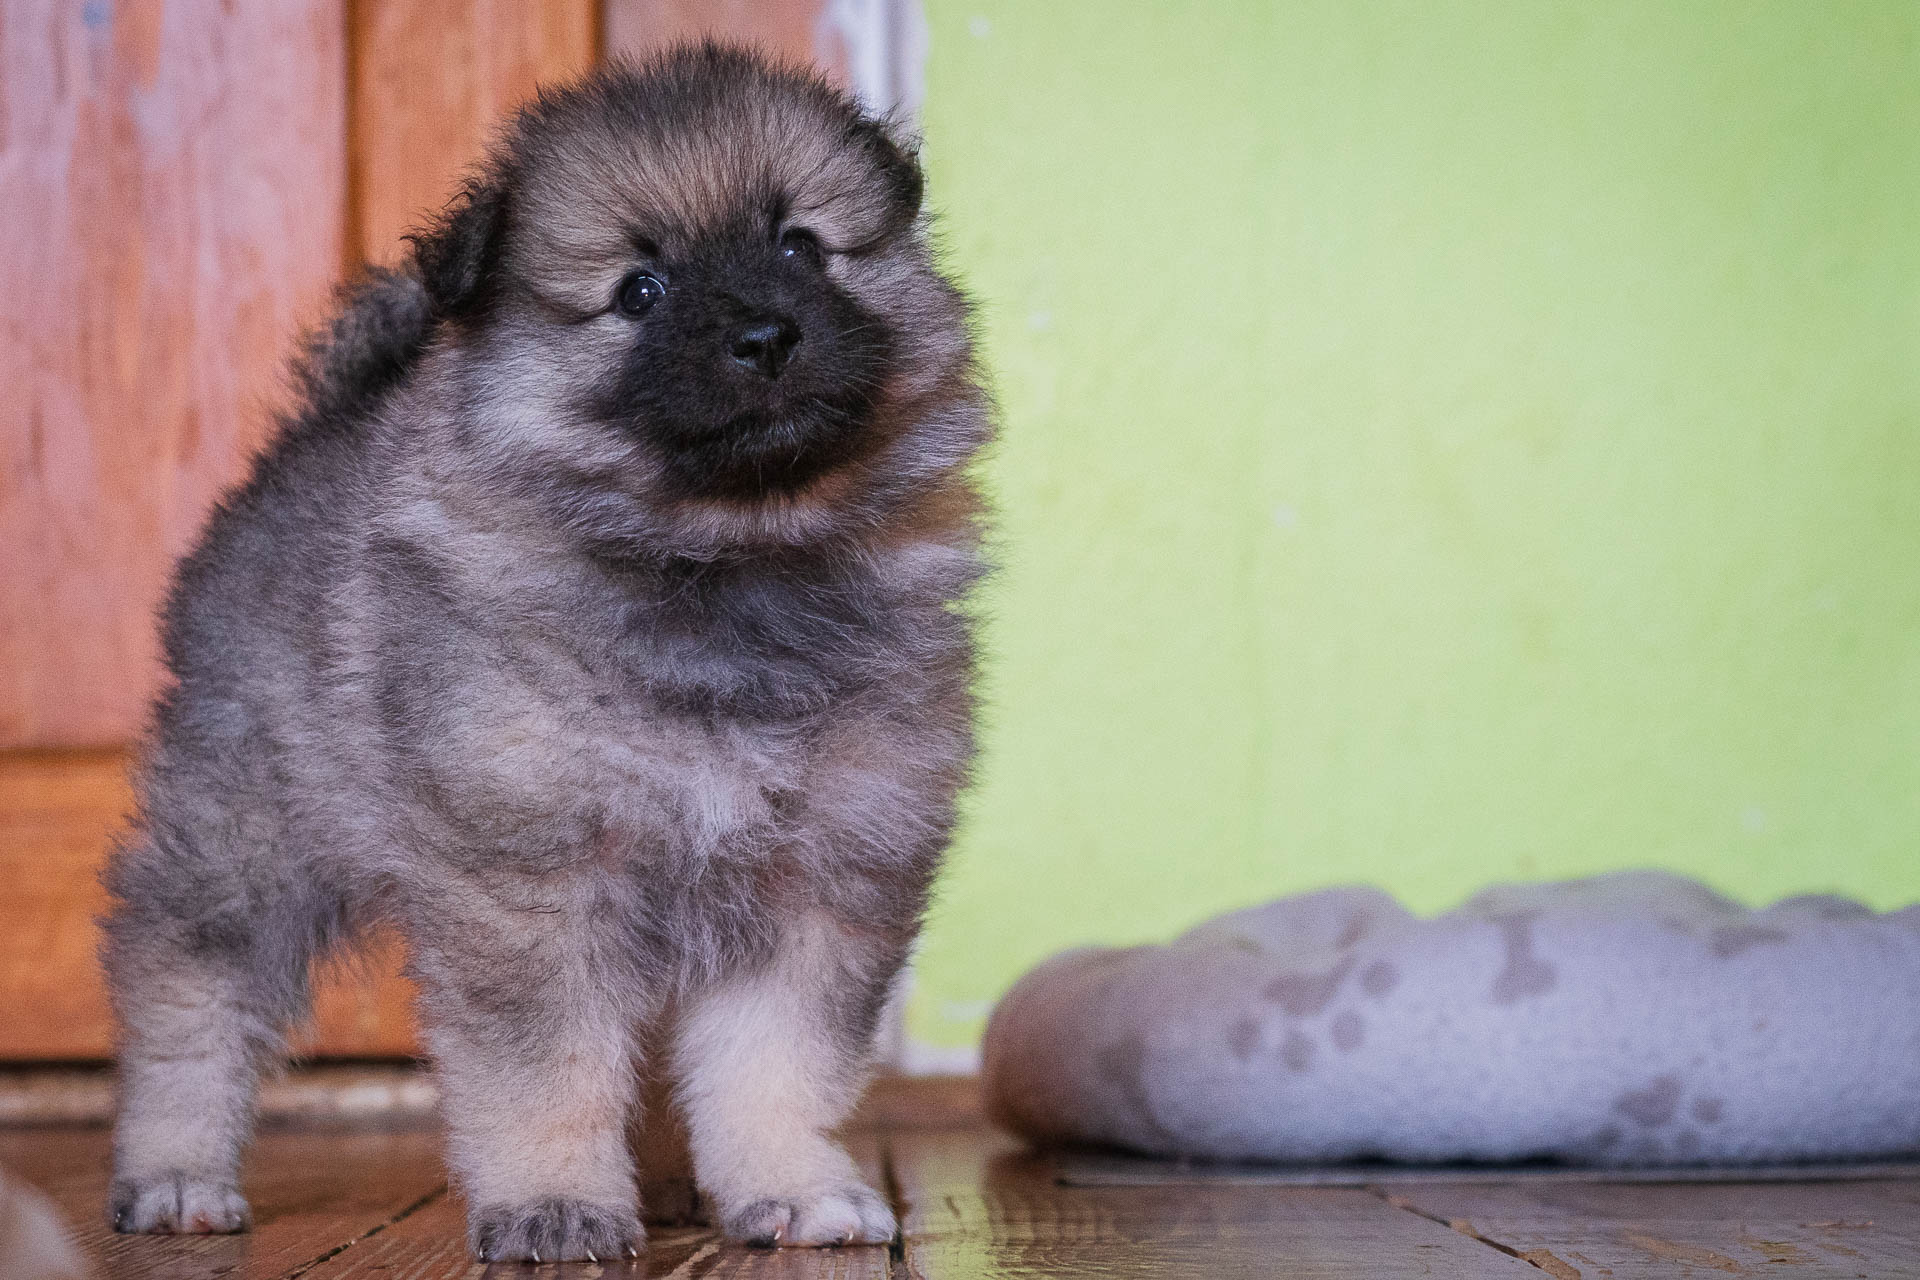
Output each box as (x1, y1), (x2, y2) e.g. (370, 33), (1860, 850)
(408, 176), (508, 321)
(854, 117), (924, 232)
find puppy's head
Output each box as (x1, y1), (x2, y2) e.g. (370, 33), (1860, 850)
(410, 45), (983, 556)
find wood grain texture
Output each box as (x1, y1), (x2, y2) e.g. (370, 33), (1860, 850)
(888, 1129), (1538, 1278)
(293, 1129), (893, 1277)
(5, 1083), (1920, 1278)
(303, 928), (422, 1060)
(348, 0), (599, 265)
(0, 1128), (446, 1280)
(604, 0), (847, 82)
(0, 0), (349, 750)
(1388, 1179), (1920, 1279)
(0, 750), (420, 1061)
(0, 751), (128, 1058)
(843, 1074), (980, 1133)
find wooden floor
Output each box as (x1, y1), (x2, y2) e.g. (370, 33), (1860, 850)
(5, 1078), (1918, 1278)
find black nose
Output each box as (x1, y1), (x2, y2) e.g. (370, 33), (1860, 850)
(730, 316), (801, 378)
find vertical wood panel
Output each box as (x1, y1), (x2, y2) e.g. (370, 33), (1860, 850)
(0, 751), (419, 1061)
(303, 930), (421, 1061)
(348, 0), (599, 265)
(605, 0), (848, 82)
(0, 752), (125, 1059)
(0, 0), (349, 749)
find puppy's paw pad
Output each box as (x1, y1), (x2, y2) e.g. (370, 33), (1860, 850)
(109, 1174), (250, 1234)
(471, 1197), (643, 1263)
(726, 1183), (896, 1248)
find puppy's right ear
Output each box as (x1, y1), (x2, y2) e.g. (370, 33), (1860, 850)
(408, 177), (507, 320)
(852, 117), (924, 233)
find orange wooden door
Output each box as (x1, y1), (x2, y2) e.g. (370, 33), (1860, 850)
(0, 0), (373, 1060)
(1, 0), (866, 1061)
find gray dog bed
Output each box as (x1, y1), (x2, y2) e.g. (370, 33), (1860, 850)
(983, 873), (1920, 1167)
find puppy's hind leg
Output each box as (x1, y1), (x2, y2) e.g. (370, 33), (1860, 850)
(102, 841), (318, 1235)
(672, 911), (903, 1248)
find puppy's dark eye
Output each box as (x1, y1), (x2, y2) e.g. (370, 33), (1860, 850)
(614, 272), (665, 317)
(778, 229), (823, 267)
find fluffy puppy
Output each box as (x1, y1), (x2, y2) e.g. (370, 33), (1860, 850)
(101, 45), (987, 1262)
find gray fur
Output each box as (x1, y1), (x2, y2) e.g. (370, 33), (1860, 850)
(103, 45), (987, 1261)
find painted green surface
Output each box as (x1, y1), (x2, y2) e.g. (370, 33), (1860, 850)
(907, 1), (1920, 1055)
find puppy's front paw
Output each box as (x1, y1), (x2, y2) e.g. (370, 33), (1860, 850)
(723, 1182), (896, 1248)
(109, 1174), (250, 1234)
(470, 1197), (643, 1263)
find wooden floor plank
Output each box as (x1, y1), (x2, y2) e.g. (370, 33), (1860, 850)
(0, 1128), (446, 1280)
(887, 1128), (1538, 1278)
(10, 1088), (1920, 1279)
(294, 1131), (892, 1278)
(297, 1198), (890, 1276)
(1386, 1180), (1920, 1278)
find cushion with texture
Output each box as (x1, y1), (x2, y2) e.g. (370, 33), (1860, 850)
(982, 872), (1920, 1166)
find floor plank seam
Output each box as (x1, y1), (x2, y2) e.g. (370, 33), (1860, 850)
(876, 1133), (912, 1280)
(281, 1183), (448, 1280)
(1366, 1185), (1565, 1276)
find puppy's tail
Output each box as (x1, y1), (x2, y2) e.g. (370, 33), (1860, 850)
(288, 264), (435, 430)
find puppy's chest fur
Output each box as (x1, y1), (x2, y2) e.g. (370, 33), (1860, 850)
(365, 529), (967, 890)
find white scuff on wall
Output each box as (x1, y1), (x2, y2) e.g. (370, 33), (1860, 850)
(819, 0), (928, 122)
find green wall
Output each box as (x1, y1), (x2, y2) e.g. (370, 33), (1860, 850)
(907, 1), (1920, 1059)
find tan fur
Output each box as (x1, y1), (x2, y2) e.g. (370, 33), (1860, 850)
(671, 912), (895, 1244)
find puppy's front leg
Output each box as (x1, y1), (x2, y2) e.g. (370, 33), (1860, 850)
(412, 913), (643, 1262)
(672, 911), (901, 1247)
